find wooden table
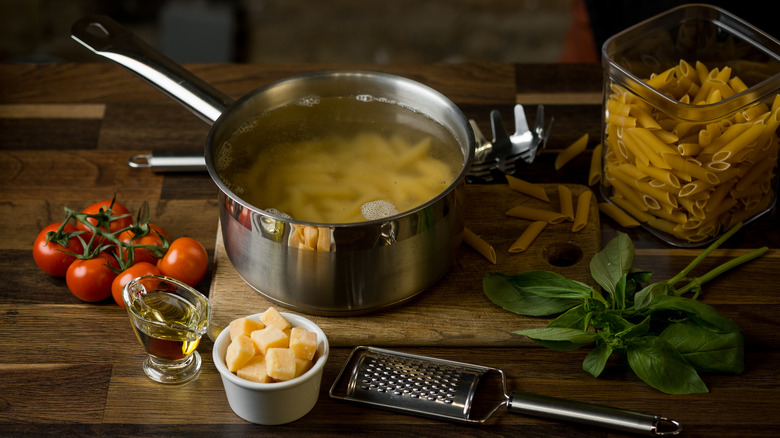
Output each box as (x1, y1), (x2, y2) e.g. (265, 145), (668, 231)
(1, 62), (778, 437)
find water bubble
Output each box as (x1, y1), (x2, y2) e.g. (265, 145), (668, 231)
(361, 200), (399, 220)
(298, 95), (320, 107)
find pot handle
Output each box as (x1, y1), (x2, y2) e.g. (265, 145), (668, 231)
(71, 15), (233, 124)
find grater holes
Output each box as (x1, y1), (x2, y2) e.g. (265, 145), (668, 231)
(360, 354), (462, 404)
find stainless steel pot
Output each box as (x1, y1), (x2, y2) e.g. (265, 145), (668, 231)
(72, 15), (475, 315)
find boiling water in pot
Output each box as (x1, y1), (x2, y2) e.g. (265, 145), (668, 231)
(215, 96), (464, 224)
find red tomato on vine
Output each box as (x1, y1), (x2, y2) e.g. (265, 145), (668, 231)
(77, 199), (133, 249)
(32, 222), (84, 277)
(111, 262), (162, 307)
(65, 253), (118, 302)
(117, 223), (169, 265)
(157, 237), (208, 286)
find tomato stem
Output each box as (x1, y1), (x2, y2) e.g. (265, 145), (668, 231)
(55, 200), (169, 272)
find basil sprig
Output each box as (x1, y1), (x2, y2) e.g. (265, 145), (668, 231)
(484, 223), (767, 394)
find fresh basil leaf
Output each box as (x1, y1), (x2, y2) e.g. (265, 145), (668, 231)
(583, 343), (613, 377)
(590, 232), (634, 300)
(513, 327), (598, 351)
(614, 273), (627, 310)
(626, 336), (709, 394)
(483, 273), (581, 316)
(548, 303), (593, 331)
(644, 295), (741, 333)
(619, 315), (651, 340)
(592, 312), (635, 335)
(505, 270), (594, 299)
(659, 320), (744, 374)
(625, 269), (653, 301)
(633, 282), (672, 310)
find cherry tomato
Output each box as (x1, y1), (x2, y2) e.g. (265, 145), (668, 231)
(118, 224), (169, 265)
(157, 237), (208, 286)
(65, 253), (118, 302)
(111, 262), (162, 308)
(33, 223), (84, 277)
(77, 200), (133, 249)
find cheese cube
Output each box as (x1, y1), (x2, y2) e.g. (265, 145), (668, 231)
(265, 348), (297, 381)
(289, 327), (318, 361)
(261, 307), (291, 332)
(294, 356), (313, 378)
(225, 334), (256, 372)
(229, 317), (264, 340)
(236, 355), (272, 383)
(250, 326), (289, 355)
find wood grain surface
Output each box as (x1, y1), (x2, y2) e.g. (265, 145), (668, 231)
(2, 62), (779, 438)
(208, 183), (600, 345)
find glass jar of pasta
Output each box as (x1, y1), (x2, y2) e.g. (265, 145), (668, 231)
(600, 4), (780, 246)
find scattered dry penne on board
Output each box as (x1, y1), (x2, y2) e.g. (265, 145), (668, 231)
(602, 59), (779, 243)
(558, 185), (575, 221)
(462, 227), (496, 264)
(506, 175), (550, 202)
(555, 133), (588, 170)
(508, 221), (547, 253)
(572, 190), (593, 232)
(505, 205), (568, 224)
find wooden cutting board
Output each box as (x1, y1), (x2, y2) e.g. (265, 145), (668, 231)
(207, 183), (601, 347)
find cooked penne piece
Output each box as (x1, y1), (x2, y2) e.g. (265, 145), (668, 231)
(508, 221), (547, 253)
(572, 190), (592, 232)
(555, 133), (589, 170)
(462, 227), (496, 264)
(505, 205), (568, 224)
(558, 185), (575, 221)
(506, 175), (550, 202)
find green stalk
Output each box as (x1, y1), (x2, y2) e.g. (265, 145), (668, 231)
(675, 246), (768, 296)
(667, 222), (743, 286)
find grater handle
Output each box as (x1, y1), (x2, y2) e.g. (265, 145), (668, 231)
(507, 391), (682, 436)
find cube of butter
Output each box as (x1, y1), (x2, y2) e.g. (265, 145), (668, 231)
(294, 356), (313, 378)
(289, 326), (318, 361)
(261, 307), (291, 332)
(250, 326), (289, 355)
(265, 348), (297, 381)
(225, 334), (256, 372)
(236, 355), (272, 383)
(229, 317), (264, 340)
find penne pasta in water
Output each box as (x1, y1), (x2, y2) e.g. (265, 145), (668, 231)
(217, 97), (463, 224)
(602, 60), (779, 243)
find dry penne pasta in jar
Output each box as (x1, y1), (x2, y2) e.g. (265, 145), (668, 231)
(600, 5), (780, 245)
